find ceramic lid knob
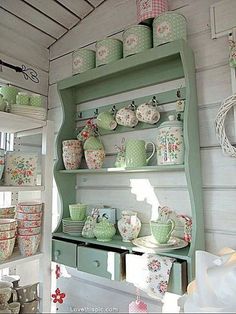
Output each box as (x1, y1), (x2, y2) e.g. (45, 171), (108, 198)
(168, 115), (175, 121)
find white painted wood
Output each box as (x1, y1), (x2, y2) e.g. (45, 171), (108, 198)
(0, 186), (44, 192)
(0, 53), (48, 96)
(0, 112), (46, 133)
(0, 8), (55, 48)
(24, 0), (79, 29)
(0, 252), (43, 270)
(0, 0), (67, 39)
(40, 121), (54, 313)
(57, 0), (93, 18)
(50, 0), (137, 59)
(196, 64), (232, 105)
(47, 107), (63, 133)
(89, 0), (106, 6)
(49, 54), (72, 85)
(206, 231), (236, 253)
(49, 0), (218, 60)
(48, 84), (61, 109)
(210, 0), (236, 38)
(0, 23), (49, 72)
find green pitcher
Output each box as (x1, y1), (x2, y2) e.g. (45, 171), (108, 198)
(125, 139), (155, 167)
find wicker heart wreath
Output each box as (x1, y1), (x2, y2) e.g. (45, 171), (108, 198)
(215, 94), (236, 157)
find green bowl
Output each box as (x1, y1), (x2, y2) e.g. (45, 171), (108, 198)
(69, 204), (87, 221)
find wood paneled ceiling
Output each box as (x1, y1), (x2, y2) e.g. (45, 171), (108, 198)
(0, 0), (106, 48)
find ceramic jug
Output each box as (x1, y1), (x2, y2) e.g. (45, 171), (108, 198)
(125, 139), (155, 167)
(156, 115), (184, 165)
(118, 211), (141, 242)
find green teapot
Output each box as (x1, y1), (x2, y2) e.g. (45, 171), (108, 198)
(93, 217), (116, 242)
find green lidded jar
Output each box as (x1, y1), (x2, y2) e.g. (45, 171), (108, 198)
(72, 48), (96, 75)
(123, 24), (152, 58)
(153, 12), (187, 47)
(83, 136), (104, 150)
(0, 85), (18, 105)
(94, 217), (116, 242)
(16, 92), (29, 106)
(96, 38), (123, 67)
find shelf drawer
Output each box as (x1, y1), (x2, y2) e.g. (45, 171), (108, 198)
(126, 254), (187, 295)
(77, 246), (126, 281)
(52, 239), (77, 268)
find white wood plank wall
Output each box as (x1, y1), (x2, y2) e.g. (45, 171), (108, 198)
(48, 0), (236, 311)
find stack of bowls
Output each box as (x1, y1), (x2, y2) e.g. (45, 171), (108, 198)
(0, 206), (15, 219)
(0, 219), (17, 261)
(62, 203), (87, 236)
(16, 202), (42, 256)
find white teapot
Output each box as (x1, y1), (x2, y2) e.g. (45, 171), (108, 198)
(136, 97), (160, 124)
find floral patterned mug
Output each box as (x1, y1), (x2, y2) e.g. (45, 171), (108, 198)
(136, 98), (160, 124)
(115, 103), (138, 128)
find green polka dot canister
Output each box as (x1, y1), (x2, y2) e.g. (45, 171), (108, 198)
(72, 48), (96, 75)
(30, 93), (42, 107)
(123, 25), (152, 58)
(96, 38), (123, 67)
(153, 12), (187, 47)
(16, 92), (29, 105)
(0, 85), (18, 104)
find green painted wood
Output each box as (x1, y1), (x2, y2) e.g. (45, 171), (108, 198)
(59, 165), (185, 174)
(53, 233), (190, 260)
(52, 239), (77, 267)
(77, 246), (124, 281)
(76, 87), (186, 120)
(53, 233), (134, 252)
(76, 88), (186, 136)
(55, 39), (205, 287)
(54, 88), (77, 232)
(180, 44), (205, 271)
(58, 40), (185, 104)
(168, 261), (187, 295)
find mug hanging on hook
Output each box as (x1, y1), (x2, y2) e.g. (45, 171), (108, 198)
(96, 105), (117, 131)
(136, 96), (160, 124)
(115, 101), (139, 128)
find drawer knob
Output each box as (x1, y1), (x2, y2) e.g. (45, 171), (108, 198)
(54, 250), (61, 261)
(93, 260), (100, 268)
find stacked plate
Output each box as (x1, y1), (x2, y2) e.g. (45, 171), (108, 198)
(62, 218), (85, 236)
(11, 105), (47, 121)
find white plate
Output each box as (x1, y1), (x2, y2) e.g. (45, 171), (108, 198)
(132, 236), (188, 252)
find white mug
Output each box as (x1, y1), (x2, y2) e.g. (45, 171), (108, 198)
(115, 103), (138, 128)
(136, 98), (160, 124)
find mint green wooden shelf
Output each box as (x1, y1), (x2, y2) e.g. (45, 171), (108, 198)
(59, 165), (185, 174)
(53, 232), (190, 260)
(54, 39), (205, 286)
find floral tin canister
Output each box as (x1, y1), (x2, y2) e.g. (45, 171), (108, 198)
(136, 0), (168, 24)
(4, 153), (38, 186)
(72, 48), (96, 74)
(153, 12), (187, 47)
(96, 38), (123, 67)
(123, 25), (152, 58)
(156, 115), (184, 165)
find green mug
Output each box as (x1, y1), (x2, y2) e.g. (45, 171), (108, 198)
(69, 204), (87, 221)
(150, 219), (175, 244)
(125, 139), (155, 167)
(96, 111), (117, 130)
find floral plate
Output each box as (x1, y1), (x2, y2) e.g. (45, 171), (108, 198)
(149, 236), (177, 247)
(132, 236), (188, 252)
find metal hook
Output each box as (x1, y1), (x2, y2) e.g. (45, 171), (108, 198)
(94, 108), (99, 117)
(78, 112), (82, 119)
(151, 96), (158, 106)
(111, 105), (117, 114)
(177, 86), (182, 99)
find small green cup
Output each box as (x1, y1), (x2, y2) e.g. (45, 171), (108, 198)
(69, 203), (87, 221)
(150, 219), (175, 244)
(96, 111), (117, 130)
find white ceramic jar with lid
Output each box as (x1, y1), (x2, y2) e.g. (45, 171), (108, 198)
(156, 115), (184, 165)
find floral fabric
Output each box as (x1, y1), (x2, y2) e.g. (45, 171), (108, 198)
(133, 254), (175, 299)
